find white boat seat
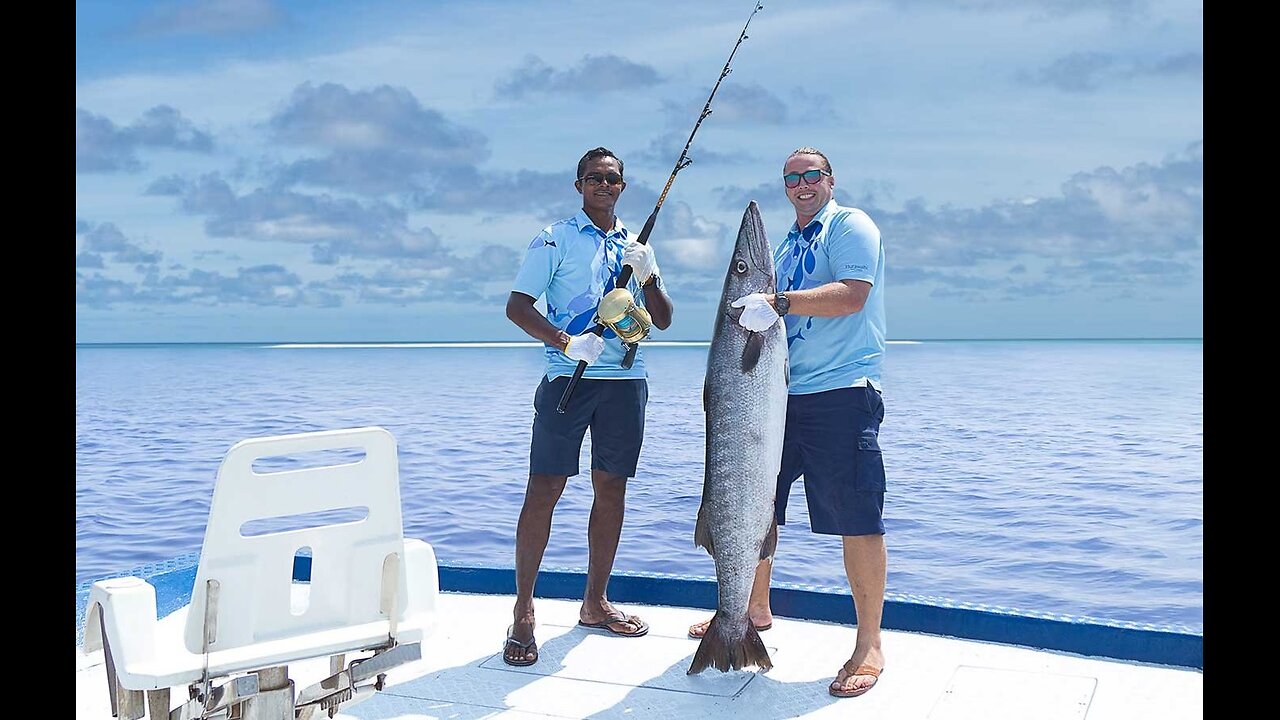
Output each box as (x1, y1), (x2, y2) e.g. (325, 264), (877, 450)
(82, 427), (439, 719)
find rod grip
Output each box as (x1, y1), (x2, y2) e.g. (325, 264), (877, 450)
(635, 208), (658, 246)
(557, 362), (588, 414)
(557, 324), (606, 413)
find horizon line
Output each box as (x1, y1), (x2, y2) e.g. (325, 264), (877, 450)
(75, 337), (1204, 348)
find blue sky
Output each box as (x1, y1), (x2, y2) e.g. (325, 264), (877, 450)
(75, 0), (1203, 342)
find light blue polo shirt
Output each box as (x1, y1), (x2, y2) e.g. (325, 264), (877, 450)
(774, 199), (885, 395)
(512, 209), (659, 381)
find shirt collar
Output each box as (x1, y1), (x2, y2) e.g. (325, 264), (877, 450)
(573, 209), (628, 241)
(787, 199), (838, 245)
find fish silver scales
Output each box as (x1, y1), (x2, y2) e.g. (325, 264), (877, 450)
(689, 201), (788, 674)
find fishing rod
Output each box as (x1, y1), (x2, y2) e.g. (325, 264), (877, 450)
(557, 1), (766, 414)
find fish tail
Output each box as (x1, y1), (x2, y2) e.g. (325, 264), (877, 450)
(743, 624), (773, 671)
(686, 616), (774, 674)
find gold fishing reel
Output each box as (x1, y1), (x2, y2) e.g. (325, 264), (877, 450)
(596, 287), (653, 345)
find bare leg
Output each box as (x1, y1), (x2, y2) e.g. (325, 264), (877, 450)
(507, 473), (567, 663)
(830, 533), (887, 695)
(688, 556), (775, 637)
(580, 469), (642, 630)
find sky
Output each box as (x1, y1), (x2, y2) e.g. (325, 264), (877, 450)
(75, 0), (1204, 343)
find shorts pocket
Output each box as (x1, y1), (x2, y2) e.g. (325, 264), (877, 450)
(854, 434), (886, 491)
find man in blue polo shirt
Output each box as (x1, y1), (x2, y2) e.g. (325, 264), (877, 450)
(502, 146), (674, 666)
(688, 146), (887, 699)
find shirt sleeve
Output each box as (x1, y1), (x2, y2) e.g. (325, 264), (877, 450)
(825, 209), (881, 284)
(512, 229), (559, 299)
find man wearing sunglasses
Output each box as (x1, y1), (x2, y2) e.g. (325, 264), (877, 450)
(691, 146), (888, 699)
(503, 146), (674, 667)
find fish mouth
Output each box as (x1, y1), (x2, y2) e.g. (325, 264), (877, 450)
(721, 202), (777, 324)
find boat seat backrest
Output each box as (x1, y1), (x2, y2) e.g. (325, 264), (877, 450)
(182, 426), (405, 654)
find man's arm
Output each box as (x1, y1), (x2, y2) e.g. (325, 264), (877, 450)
(772, 210), (878, 318)
(506, 292), (572, 352)
(641, 278), (674, 330)
(773, 279), (869, 318)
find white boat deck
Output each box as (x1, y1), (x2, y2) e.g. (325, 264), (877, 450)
(75, 590), (1203, 720)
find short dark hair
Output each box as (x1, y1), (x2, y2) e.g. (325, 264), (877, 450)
(577, 147), (624, 180)
(788, 146), (832, 174)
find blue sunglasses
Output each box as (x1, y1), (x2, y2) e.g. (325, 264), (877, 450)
(783, 168), (831, 188)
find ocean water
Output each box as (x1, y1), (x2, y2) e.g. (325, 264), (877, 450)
(74, 340), (1203, 632)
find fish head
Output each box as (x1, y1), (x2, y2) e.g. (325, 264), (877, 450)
(719, 201), (776, 325)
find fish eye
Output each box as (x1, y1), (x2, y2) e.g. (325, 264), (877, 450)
(734, 259), (748, 274)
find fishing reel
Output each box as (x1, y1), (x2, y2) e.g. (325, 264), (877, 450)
(596, 287), (653, 345)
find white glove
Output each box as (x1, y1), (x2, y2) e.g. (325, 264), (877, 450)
(730, 293), (781, 332)
(622, 241), (656, 285)
(564, 331), (606, 365)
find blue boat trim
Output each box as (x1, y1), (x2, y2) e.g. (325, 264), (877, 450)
(75, 556), (1202, 670)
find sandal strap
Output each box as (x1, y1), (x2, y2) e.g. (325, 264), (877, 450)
(839, 662), (883, 678)
(505, 625), (536, 649)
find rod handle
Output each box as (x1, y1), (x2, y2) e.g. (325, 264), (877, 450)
(556, 324), (605, 413)
(557, 362), (588, 414)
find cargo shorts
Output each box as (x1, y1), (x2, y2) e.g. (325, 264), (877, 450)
(775, 384), (886, 536)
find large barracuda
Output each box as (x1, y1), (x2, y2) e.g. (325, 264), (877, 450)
(688, 200), (788, 674)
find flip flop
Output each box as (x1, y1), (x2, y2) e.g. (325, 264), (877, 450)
(578, 613), (649, 637)
(502, 625), (538, 666)
(686, 618), (772, 639)
(828, 663), (883, 698)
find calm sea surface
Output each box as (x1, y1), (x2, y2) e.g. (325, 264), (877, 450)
(75, 340), (1203, 632)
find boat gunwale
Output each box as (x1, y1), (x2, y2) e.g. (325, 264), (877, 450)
(75, 554), (1202, 671)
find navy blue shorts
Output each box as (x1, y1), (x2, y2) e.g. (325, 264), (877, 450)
(529, 376), (648, 478)
(776, 385), (886, 537)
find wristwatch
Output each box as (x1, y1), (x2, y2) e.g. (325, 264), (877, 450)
(774, 291), (790, 317)
(644, 274), (663, 290)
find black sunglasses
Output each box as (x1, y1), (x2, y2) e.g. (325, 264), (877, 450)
(783, 168), (831, 188)
(580, 171), (624, 186)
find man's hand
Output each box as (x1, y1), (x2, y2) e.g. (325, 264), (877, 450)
(730, 293), (781, 332)
(622, 241), (656, 285)
(564, 332), (606, 365)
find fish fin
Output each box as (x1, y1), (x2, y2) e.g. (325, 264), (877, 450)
(693, 504), (715, 555)
(741, 333), (763, 372)
(760, 520), (778, 562)
(783, 356), (790, 387)
(687, 617), (774, 674)
(702, 381), (708, 414)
